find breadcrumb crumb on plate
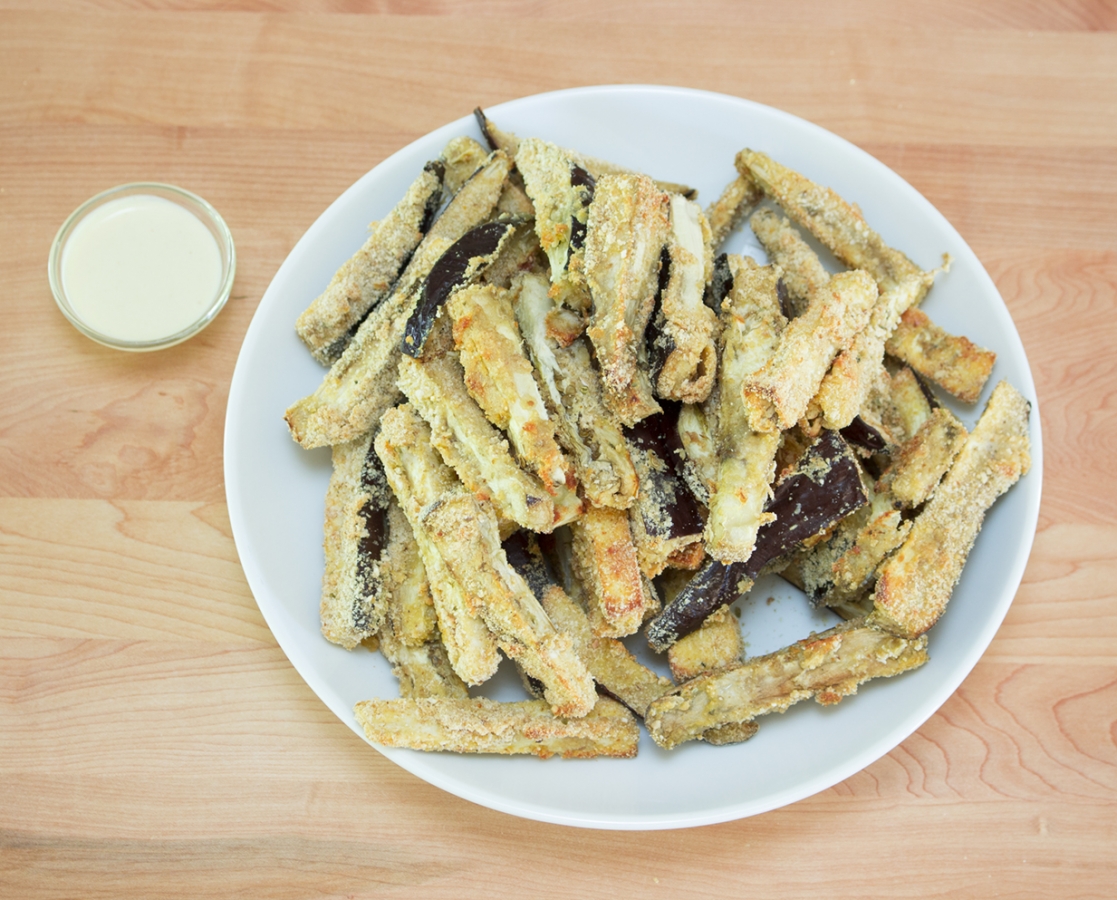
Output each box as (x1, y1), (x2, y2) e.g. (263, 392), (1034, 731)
(225, 85), (1041, 830)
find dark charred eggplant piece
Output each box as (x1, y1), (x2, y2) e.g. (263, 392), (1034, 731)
(745, 429), (868, 575)
(624, 403), (705, 579)
(646, 557), (748, 653)
(503, 530), (557, 603)
(841, 416), (889, 454)
(402, 217), (524, 357)
(702, 252), (734, 310)
(646, 429), (868, 650)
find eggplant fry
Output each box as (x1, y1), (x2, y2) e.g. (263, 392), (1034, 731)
(319, 432), (392, 649)
(285, 150), (513, 449)
(420, 491), (597, 718)
(570, 504), (656, 639)
(515, 137), (595, 313)
(503, 533), (674, 718)
(397, 352), (557, 533)
(355, 695), (639, 759)
(648, 429), (867, 651)
(447, 283), (574, 497)
(888, 364), (935, 442)
(402, 217), (526, 358)
(667, 603), (756, 746)
(736, 149), (929, 295)
(871, 380), (1031, 638)
(297, 160), (445, 365)
(740, 268), (877, 433)
(474, 107), (696, 199)
(738, 149), (942, 430)
(374, 405), (501, 686)
(885, 307), (996, 404)
(676, 401), (718, 505)
(584, 173), (671, 426)
(651, 194), (721, 404)
(624, 406), (705, 579)
(515, 272), (639, 510)
(382, 501), (437, 647)
(705, 256), (786, 563)
(706, 171), (763, 251)
(440, 136), (489, 196)
(749, 206), (831, 320)
(645, 620), (929, 749)
(377, 600), (469, 701)
(877, 406), (969, 507)
(667, 604), (743, 683)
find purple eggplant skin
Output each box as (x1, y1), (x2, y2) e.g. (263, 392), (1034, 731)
(742, 429), (867, 576)
(502, 531), (556, 603)
(646, 556), (746, 652)
(567, 164), (596, 255)
(401, 218), (520, 358)
(645, 245), (676, 382)
(645, 430), (868, 651)
(841, 416), (889, 454)
(354, 437), (392, 631)
(473, 107), (500, 151)
(702, 252), (734, 311)
(624, 402), (704, 541)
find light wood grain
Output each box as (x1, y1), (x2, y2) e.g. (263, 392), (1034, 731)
(2, 3), (1116, 898)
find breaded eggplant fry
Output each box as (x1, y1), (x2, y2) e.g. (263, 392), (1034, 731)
(420, 491), (596, 717)
(297, 161), (445, 365)
(377, 599), (469, 701)
(402, 216), (526, 358)
(515, 137), (595, 312)
(440, 136), (489, 196)
(584, 173), (670, 425)
(676, 401), (718, 505)
(740, 268), (877, 433)
(824, 490), (912, 608)
(888, 365), (935, 442)
(669, 602), (754, 759)
(382, 501), (437, 647)
(397, 352), (557, 533)
(877, 406), (969, 507)
(645, 620), (929, 749)
(355, 695), (639, 758)
(871, 381), (1031, 638)
(651, 195), (720, 404)
(706, 171), (763, 251)
(503, 534), (675, 717)
(374, 405), (501, 685)
(648, 430), (867, 650)
(885, 307), (996, 404)
(285, 151), (513, 449)
(667, 605), (743, 683)
(749, 207), (831, 319)
(447, 283), (574, 497)
(474, 107), (696, 199)
(624, 406), (705, 579)
(515, 273), (638, 510)
(570, 504), (655, 638)
(541, 583), (673, 718)
(705, 256), (786, 563)
(319, 432), (392, 649)
(736, 149), (928, 294)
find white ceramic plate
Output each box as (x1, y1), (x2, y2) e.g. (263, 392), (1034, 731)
(225, 85), (1042, 830)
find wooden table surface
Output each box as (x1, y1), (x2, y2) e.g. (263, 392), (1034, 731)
(3, 2), (1116, 897)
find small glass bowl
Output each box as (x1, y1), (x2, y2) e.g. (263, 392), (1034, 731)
(48, 182), (236, 351)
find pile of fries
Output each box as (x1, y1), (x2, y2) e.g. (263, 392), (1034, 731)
(284, 109), (1031, 758)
